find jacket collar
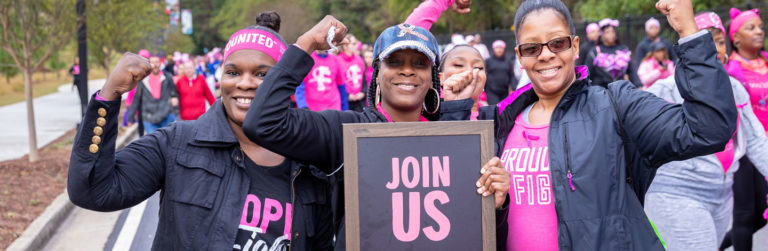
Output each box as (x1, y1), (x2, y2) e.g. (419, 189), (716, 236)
(496, 66), (591, 138)
(190, 100), (239, 147)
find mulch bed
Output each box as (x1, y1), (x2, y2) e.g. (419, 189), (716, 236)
(0, 128), (76, 249)
(0, 103), (130, 249)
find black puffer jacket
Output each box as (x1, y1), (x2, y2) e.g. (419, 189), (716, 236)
(479, 32), (737, 250)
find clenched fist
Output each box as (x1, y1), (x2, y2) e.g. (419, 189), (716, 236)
(296, 15), (348, 54)
(656, 0), (698, 39)
(99, 52), (153, 101)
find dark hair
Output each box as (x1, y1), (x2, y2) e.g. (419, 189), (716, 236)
(366, 60), (442, 121)
(438, 44), (482, 72)
(597, 25), (621, 46)
(255, 11), (281, 32)
(513, 0), (576, 43)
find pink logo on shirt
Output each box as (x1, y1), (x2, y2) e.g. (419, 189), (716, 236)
(500, 114), (558, 251)
(239, 194), (292, 241)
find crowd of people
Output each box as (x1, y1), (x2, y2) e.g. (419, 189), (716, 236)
(63, 0), (768, 250)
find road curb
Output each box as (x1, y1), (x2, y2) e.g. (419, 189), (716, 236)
(6, 124), (138, 251)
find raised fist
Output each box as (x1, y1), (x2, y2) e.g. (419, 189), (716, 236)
(99, 52), (153, 101)
(656, 0), (698, 38)
(296, 15), (348, 54)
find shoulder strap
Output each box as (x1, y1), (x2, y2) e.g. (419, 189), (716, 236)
(604, 86), (633, 185)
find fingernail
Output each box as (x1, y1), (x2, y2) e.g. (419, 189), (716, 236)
(483, 192), (490, 196)
(476, 181), (481, 187)
(480, 168), (486, 174)
(477, 188), (483, 194)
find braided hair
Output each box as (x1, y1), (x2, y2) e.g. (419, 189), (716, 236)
(366, 59), (442, 121)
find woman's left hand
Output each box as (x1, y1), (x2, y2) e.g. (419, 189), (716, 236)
(656, 0), (697, 38)
(476, 157), (510, 209)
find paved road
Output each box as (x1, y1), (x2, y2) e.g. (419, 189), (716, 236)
(0, 79), (105, 161)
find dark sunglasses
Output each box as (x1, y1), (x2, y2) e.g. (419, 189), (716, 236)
(517, 36), (573, 57)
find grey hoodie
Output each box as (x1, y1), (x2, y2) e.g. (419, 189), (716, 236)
(645, 75), (768, 204)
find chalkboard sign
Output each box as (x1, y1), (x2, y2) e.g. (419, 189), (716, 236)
(342, 121), (495, 251)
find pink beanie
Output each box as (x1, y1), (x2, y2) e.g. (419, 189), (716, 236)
(223, 26), (287, 63)
(645, 17), (660, 32)
(586, 23), (599, 34)
(729, 8), (760, 41)
(492, 40), (506, 49)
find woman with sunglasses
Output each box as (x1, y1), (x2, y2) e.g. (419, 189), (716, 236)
(468, 0), (736, 250)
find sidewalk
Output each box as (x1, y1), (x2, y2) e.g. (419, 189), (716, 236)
(0, 79), (105, 162)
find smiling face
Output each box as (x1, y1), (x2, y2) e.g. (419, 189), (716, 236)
(516, 9), (578, 98)
(734, 17), (765, 53)
(377, 49), (432, 112)
(219, 50), (276, 126)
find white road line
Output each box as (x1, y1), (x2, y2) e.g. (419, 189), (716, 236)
(112, 199), (148, 251)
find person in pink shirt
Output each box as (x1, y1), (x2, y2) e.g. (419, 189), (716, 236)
(720, 7), (768, 251)
(363, 48), (374, 105)
(299, 50), (348, 111)
(338, 34), (367, 112)
(637, 41), (675, 88)
(175, 61), (216, 120)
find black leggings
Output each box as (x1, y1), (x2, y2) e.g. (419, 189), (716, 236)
(719, 157), (768, 251)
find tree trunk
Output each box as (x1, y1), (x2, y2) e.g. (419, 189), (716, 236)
(24, 69), (40, 162)
(103, 57), (110, 79)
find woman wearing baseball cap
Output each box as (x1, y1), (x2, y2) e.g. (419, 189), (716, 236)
(243, 16), (510, 249)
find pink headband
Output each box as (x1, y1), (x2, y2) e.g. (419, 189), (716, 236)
(492, 40), (506, 48)
(695, 12), (726, 36)
(586, 23), (599, 34)
(599, 18), (619, 29)
(223, 28), (287, 63)
(645, 17), (660, 32)
(729, 8), (760, 41)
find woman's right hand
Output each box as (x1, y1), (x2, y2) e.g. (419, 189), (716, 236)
(442, 68), (481, 101)
(296, 15), (348, 55)
(99, 52), (153, 101)
(450, 0), (472, 14)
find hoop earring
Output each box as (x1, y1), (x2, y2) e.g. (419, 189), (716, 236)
(375, 85), (381, 106)
(423, 88), (440, 114)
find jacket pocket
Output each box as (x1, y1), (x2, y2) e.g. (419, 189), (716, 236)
(168, 151), (224, 209)
(296, 174), (330, 239)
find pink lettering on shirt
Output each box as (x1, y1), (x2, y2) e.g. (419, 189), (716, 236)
(500, 112), (558, 251)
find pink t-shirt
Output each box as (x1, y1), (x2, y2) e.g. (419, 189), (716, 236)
(337, 52), (366, 95)
(500, 111), (558, 251)
(147, 73), (163, 99)
(727, 52), (768, 130)
(303, 52), (343, 111)
(365, 67), (373, 89)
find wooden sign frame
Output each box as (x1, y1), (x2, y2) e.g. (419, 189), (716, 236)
(342, 120), (495, 251)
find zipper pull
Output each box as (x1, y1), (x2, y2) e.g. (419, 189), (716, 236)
(567, 170), (575, 191)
